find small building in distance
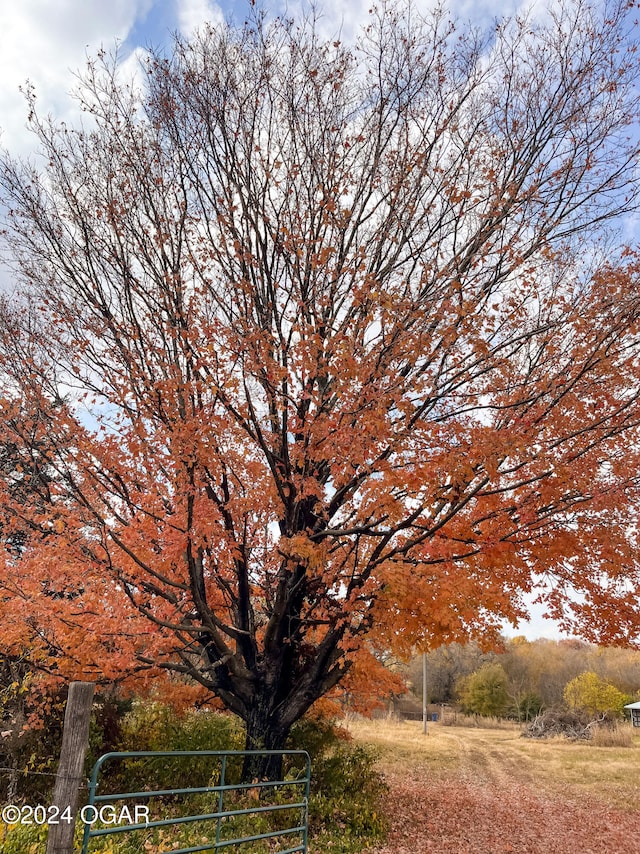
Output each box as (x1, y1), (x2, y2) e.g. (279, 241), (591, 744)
(624, 702), (640, 728)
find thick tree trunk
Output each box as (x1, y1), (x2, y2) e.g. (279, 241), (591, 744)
(241, 700), (291, 782)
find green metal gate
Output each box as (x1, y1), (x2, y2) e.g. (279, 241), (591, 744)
(80, 749), (311, 854)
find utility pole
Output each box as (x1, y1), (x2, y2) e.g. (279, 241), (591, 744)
(422, 651), (428, 735)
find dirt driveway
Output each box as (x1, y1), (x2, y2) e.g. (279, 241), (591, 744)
(351, 719), (640, 854)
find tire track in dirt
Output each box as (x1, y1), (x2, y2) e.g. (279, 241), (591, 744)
(362, 727), (639, 854)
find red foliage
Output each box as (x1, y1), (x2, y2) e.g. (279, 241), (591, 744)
(369, 774), (638, 854)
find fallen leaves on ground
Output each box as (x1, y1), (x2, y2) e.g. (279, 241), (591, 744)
(366, 770), (638, 854)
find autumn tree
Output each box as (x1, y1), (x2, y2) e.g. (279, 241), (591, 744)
(458, 663), (511, 718)
(406, 642), (490, 704)
(589, 645), (640, 697)
(3, 0), (640, 777)
(563, 671), (630, 717)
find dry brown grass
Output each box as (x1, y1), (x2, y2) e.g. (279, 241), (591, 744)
(346, 714), (640, 810)
(345, 716), (640, 854)
(590, 722), (635, 748)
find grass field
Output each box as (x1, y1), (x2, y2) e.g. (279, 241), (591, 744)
(347, 716), (640, 854)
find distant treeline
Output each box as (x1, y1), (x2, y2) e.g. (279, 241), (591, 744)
(402, 638), (640, 720)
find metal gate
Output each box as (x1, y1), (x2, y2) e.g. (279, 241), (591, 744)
(80, 749), (311, 854)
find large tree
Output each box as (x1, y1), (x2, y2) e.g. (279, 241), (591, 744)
(2, 0), (640, 776)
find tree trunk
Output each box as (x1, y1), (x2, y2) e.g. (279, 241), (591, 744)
(241, 700), (291, 782)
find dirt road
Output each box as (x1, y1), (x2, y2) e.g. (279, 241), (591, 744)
(351, 719), (640, 854)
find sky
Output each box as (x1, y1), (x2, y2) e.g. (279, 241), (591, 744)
(0, 0), (570, 642)
(0, 0), (535, 155)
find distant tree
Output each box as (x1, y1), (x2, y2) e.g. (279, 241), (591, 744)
(563, 671), (630, 717)
(406, 643), (491, 704)
(501, 638), (535, 703)
(588, 646), (640, 697)
(2, 1), (640, 778)
(509, 639), (593, 707)
(458, 663), (511, 718)
(510, 692), (544, 722)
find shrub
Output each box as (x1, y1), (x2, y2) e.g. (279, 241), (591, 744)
(3, 697), (388, 854)
(0, 819), (48, 854)
(88, 704), (387, 853)
(102, 701), (245, 794)
(0, 681), (72, 804)
(0, 679), (133, 805)
(287, 715), (388, 853)
(510, 692), (544, 722)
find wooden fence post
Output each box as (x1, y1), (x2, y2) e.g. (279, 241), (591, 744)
(45, 681), (95, 854)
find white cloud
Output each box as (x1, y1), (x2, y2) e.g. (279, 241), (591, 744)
(175, 0), (224, 38)
(114, 45), (152, 96)
(0, 0), (546, 158)
(504, 601), (570, 641)
(274, 0), (534, 44)
(282, 0), (372, 43)
(0, 0), (153, 154)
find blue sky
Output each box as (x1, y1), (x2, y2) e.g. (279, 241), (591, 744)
(0, 0), (569, 641)
(0, 0), (534, 155)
